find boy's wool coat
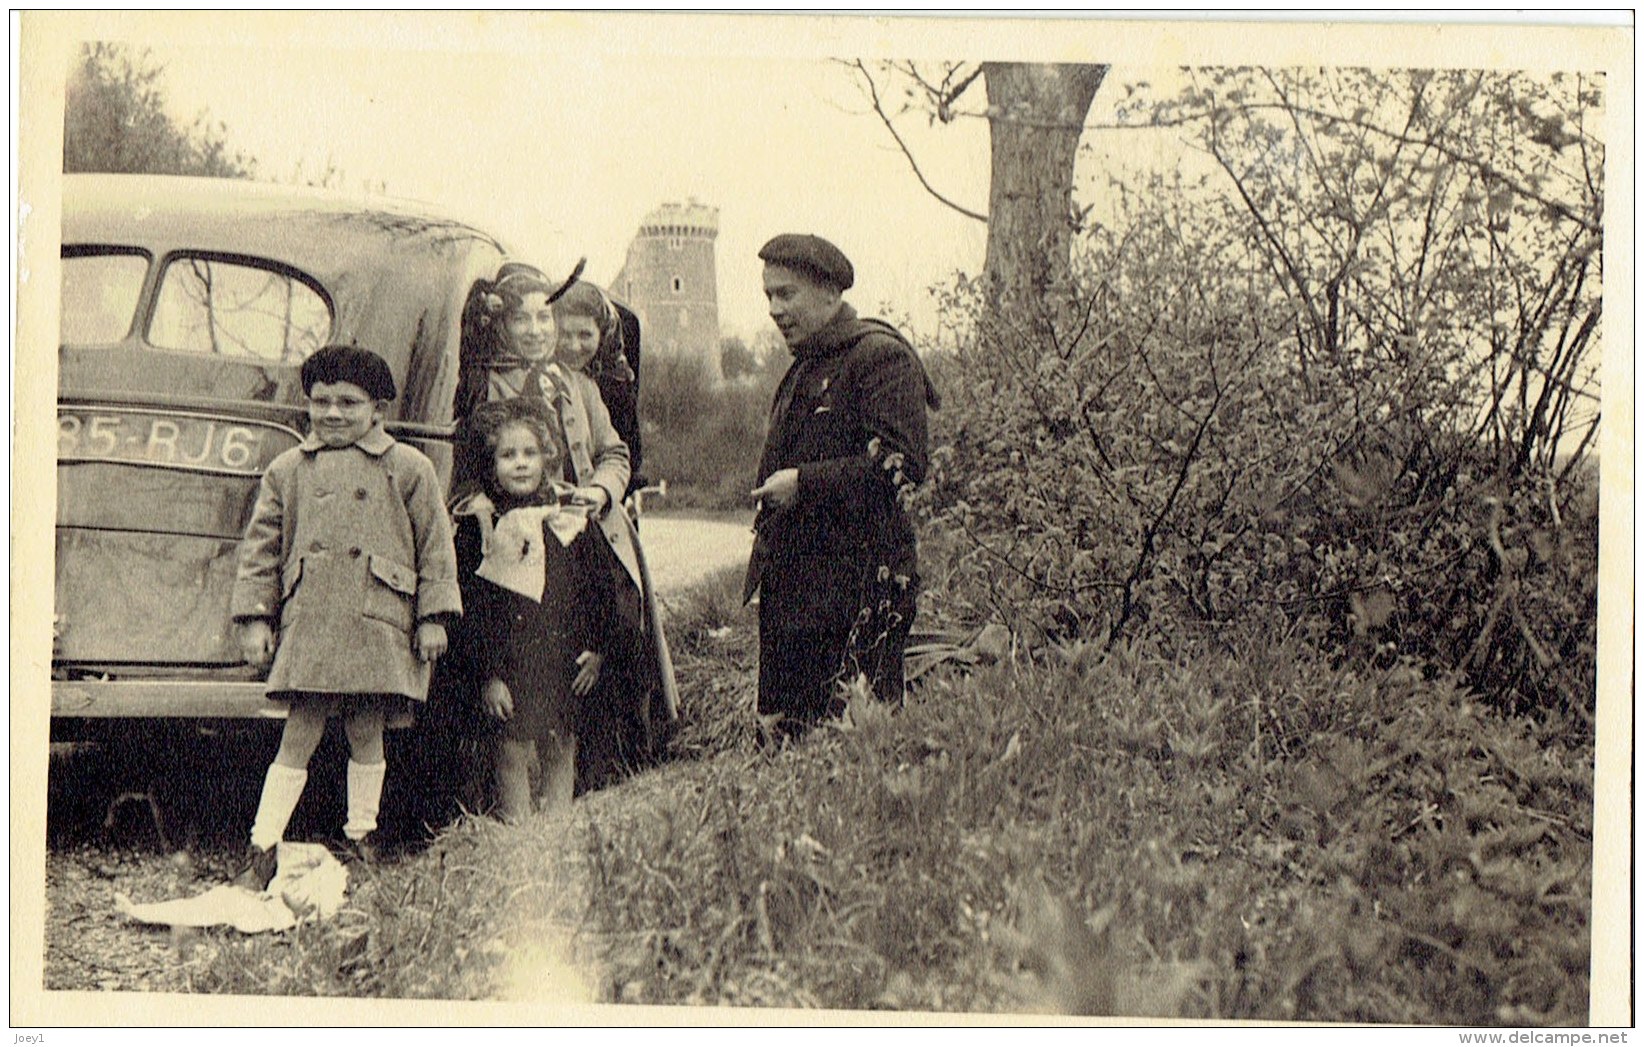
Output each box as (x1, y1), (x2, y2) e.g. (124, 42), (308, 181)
(231, 426), (461, 701)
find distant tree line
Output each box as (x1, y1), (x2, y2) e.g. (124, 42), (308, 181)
(63, 42), (256, 178)
(718, 330), (790, 383)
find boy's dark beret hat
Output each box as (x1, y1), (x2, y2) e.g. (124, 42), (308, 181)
(300, 345), (397, 402)
(758, 233), (854, 291)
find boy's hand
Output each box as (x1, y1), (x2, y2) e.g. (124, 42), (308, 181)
(416, 621), (448, 662)
(483, 678), (514, 721)
(572, 650), (605, 697)
(237, 620), (275, 669)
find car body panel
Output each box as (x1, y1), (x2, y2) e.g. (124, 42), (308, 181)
(53, 174), (510, 715)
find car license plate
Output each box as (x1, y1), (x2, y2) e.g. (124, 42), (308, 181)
(57, 407), (300, 476)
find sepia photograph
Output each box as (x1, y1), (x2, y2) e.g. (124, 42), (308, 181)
(11, 9), (1633, 1032)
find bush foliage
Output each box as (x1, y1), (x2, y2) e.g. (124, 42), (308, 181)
(64, 43), (256, 178)
(638, 352), (784, 511)
(922, 67), (1601, 727)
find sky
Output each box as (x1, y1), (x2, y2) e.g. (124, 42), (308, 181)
(52, 10), (1624, 348)
(144, 41), (1001, 343)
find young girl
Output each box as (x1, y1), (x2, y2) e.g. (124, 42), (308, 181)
(231, 345), (460, 890)
(446, 397), (623, 821)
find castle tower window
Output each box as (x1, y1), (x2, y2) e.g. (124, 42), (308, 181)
(671, 276), (683, 293)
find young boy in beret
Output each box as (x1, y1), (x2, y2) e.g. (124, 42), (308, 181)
(230, 345), (461, 889)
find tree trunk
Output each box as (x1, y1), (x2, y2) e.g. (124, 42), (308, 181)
(981, 62), (1107, 324)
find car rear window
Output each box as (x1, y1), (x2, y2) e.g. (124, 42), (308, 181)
(60, 251), (149, 346)
(148, 255), (331, 363)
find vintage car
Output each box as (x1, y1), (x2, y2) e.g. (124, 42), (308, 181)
(52, 173), (513, 734)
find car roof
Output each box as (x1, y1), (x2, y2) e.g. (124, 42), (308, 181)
(62, 172), (511, 284)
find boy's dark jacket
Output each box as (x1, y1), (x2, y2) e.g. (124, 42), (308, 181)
(743, 304), (939, 632)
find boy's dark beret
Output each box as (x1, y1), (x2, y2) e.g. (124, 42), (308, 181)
(758, 233), (854, 291)
(300, 345), (397, 402)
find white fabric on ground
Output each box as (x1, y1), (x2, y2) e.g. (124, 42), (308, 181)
(115, 842), (348, 933)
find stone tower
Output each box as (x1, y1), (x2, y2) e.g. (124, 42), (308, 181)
(611, 199), (722, 384)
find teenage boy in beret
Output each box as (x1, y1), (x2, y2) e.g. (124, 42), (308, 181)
(745, 234), (941, 742)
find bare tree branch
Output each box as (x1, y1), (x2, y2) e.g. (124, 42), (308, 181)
(848, 59), (988, 224)
(1168, 94), (1601, 235)
(887, 61), (988, 123)
(937, 63), (986, 123)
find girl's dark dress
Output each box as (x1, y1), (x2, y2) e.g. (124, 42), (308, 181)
(449, 504), (620, 751)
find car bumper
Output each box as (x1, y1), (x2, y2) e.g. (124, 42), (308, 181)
(52, 680), (286, 719)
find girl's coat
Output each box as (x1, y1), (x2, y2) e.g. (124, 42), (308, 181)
(461, 353), (680, 740)
(484, 361), (642, 593)
(448, 503), (614, 743)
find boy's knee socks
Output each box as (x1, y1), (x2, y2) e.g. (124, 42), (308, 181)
(249, 763), (309, 851)
(344, 759), (388, 841)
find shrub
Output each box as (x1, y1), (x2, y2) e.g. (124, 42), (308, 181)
(923, 273), (1598, 728)
(918, 69), (1602, 728)
(639, 353), (781, 511)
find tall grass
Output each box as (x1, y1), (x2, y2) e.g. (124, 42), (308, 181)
(569, 590), (1593, 1021)
(184, 564), (1592, 1023)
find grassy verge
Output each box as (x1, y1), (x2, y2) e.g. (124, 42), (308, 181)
(187, 567), (1594, 1022)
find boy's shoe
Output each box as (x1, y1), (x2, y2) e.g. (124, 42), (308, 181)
(233, 844), (278, 893)
(338, 833), (383, 873)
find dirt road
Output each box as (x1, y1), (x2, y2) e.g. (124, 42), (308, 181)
(637, 514), (754, 597)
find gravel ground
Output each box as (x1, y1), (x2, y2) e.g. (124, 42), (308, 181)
(41, 517), (753, 995)
(46, 842), (211, 993)
(42, 728), (342, 992)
